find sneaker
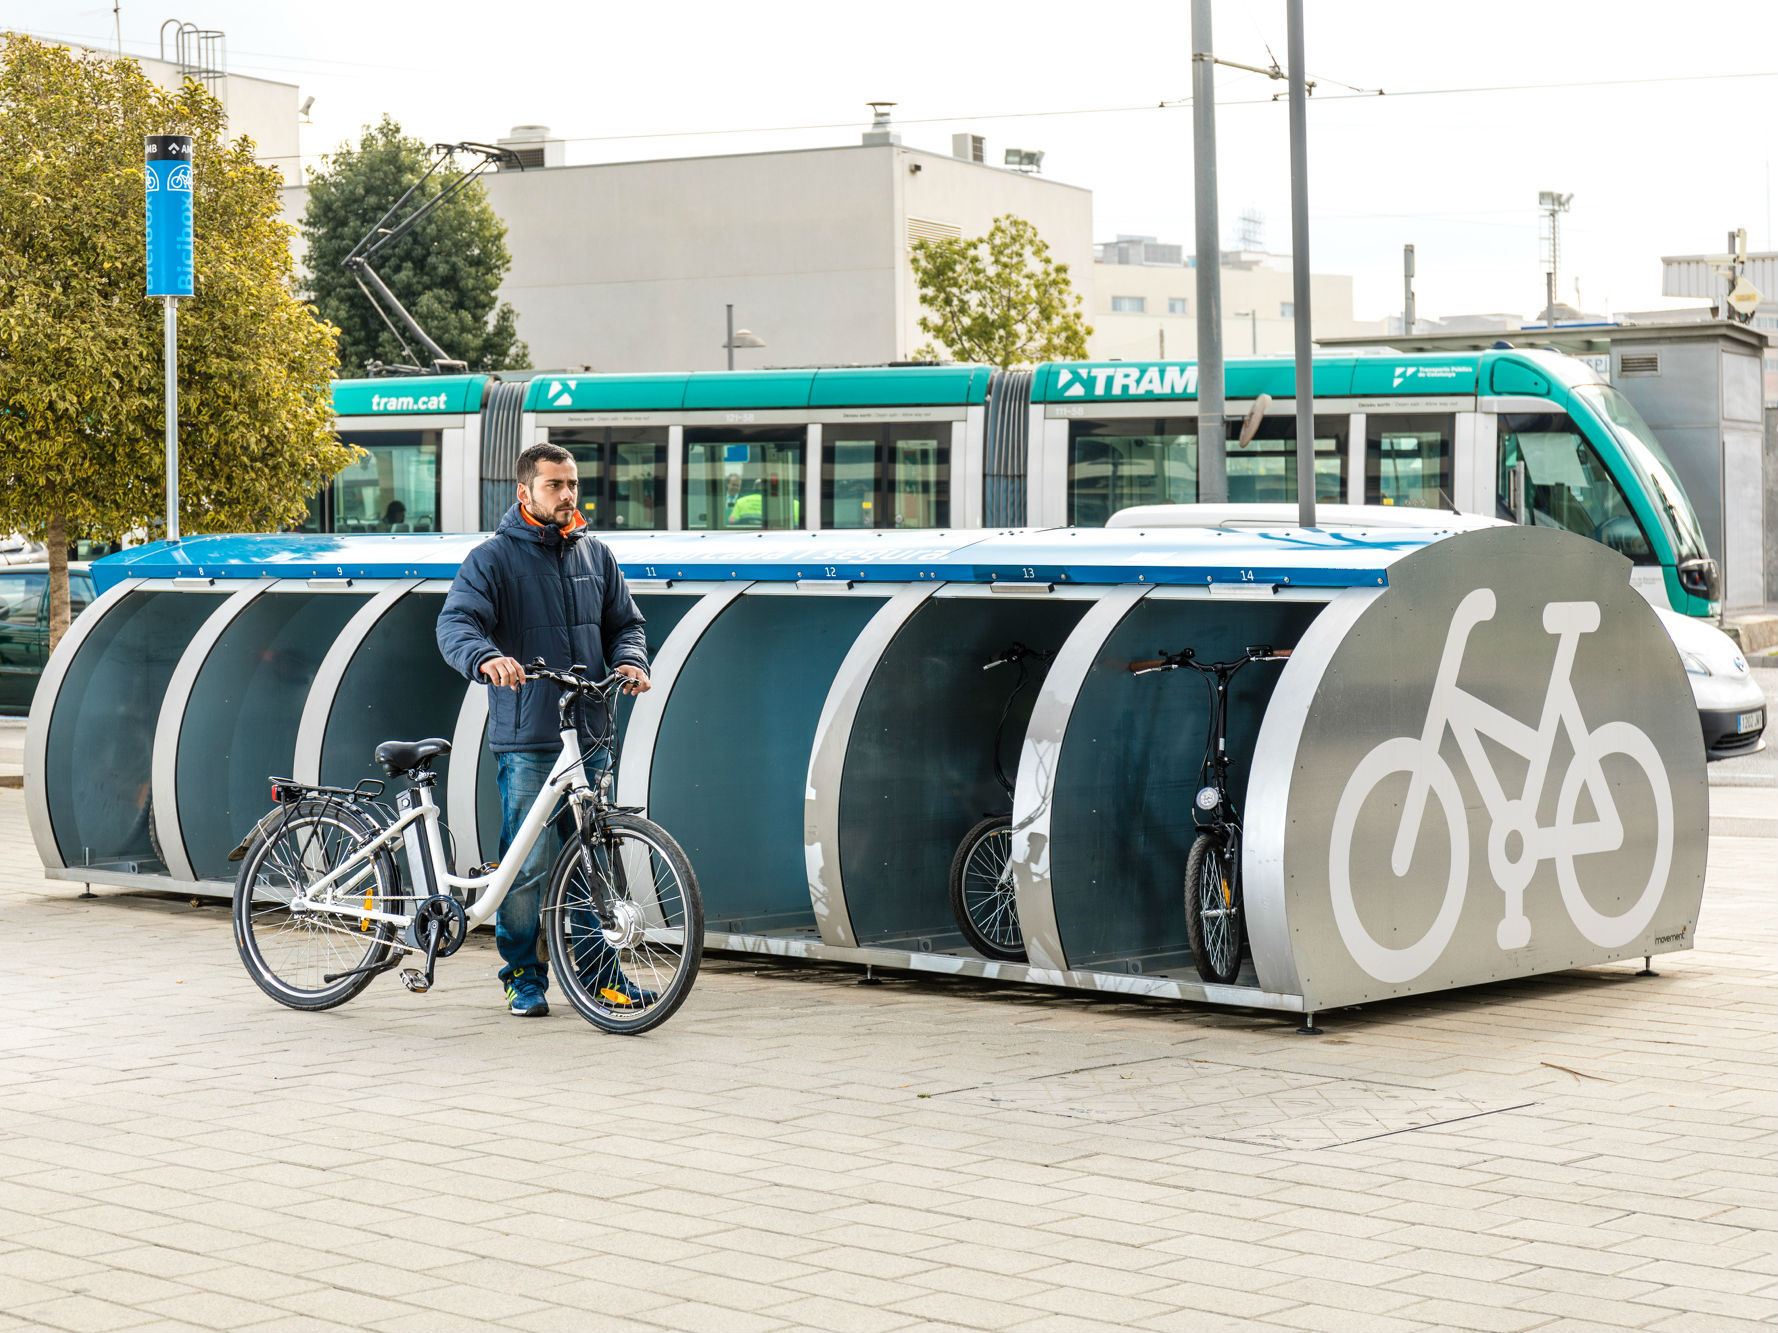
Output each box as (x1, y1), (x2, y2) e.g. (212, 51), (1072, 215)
(505, 971), (549, 1017)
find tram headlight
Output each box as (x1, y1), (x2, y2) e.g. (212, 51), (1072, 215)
(1195, 786), (1220, 812)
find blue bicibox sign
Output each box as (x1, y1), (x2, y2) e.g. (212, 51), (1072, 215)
(145, 134), (193, 298)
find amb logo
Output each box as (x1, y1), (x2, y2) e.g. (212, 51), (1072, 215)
(1055, 365), (1199, 399)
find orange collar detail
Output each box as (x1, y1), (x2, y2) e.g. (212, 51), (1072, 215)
(520, 505), (587, 535)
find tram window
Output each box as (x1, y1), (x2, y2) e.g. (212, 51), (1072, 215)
(1067, 417), (1198, 526)
(685, 427), (805, 530)
(823, 425), (950, 529)
(1227, 415), (1346, 504)
(551, 427), (668, 531)
(322, 431), (441, 533)
(1365, 414), (1452, 509)
(1498, 413), (1653, 563)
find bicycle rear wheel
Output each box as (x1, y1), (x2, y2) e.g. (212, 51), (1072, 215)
(1184, 830), (1244, 984)
(948, 815), (1026, 962)
(545, 813), (703, 1035)
(232, 799), (402, 1011)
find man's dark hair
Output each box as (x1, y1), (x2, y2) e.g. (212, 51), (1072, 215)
(517, 442), (574, 488)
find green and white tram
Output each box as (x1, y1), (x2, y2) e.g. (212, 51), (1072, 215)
(312, 349), (1718, 616)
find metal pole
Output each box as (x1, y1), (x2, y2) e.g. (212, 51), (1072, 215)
(1250, 309), (1257, 355)
(164, 296), (180, 542)
(1544, 272), (1556, 329)
(726, 303), (735, 372)
(1403, 244), (1416, 337)
(1286, 0), (1315, 528)
(1191, 0), (1226, 503)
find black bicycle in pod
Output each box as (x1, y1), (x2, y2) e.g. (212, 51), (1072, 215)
(1130, 644), (1291, 984)
(947, 642), (1055, 962)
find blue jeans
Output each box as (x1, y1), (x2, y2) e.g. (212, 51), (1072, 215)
(494, 750), (580, 988)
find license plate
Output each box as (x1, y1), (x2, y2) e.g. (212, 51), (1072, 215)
(1740, 709), (1765, 733)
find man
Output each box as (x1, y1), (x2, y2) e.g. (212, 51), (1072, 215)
(436, 442), (650, 1017)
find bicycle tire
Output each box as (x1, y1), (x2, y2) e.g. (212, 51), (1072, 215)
(948, 814), (1026, 962)
(232, 798), (402, 1011)
(544, 813), (703, 1035)
(1183, 830), (1243, 984)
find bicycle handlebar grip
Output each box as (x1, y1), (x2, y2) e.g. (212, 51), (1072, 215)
(1128, 658), (1169, 672)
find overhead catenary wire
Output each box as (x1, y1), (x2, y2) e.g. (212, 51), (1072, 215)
(250, 67), (1778, 167)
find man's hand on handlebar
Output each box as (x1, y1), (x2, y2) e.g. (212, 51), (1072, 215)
(479, 655), (526, 690)
(614, 664), (651, 695)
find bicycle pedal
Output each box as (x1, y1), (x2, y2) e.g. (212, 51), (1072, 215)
(399, 969), (431, 994)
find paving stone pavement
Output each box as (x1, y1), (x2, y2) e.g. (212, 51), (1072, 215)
(0, 785), (1772, 1333)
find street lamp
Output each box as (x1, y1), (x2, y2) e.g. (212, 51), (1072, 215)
(723, 304), (766, 370)
(1232, 309), (1258, 355)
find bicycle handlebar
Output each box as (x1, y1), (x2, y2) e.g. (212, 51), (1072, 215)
(1128, 645), (1292, 675)
(524, 660), (636, 697)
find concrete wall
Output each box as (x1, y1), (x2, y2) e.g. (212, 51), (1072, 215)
(1090, 255), (1383, 361)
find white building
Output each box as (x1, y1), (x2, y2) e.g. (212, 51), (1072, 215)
(13, 28), (305, 186)
(430, 121), (1095, 372)
(1089, 235), (1384, 361)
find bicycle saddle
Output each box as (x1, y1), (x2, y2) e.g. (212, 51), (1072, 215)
(374, 737), (453, 776)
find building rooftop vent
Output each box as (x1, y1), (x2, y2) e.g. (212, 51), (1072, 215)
(495, 125), (564, 169)
(864, 102), (900, 147)
(952, 133), (984, 163)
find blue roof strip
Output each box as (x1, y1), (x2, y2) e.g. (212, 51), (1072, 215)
(87, 527), (1455, 595)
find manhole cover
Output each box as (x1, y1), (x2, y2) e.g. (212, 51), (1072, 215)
(945, 1059), (1527, 1149)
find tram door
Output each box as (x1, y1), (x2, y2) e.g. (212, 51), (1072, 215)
(822, 424), (949, 529)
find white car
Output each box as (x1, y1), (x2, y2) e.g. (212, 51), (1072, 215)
(1656, 608), (1766, 759)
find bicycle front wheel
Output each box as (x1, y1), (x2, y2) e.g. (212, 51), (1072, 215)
(1184, 830), (1243, 984)
(948, 815), (1026, 962)
(545, 813), (703, 1035)
(232, 800), (402, 1011)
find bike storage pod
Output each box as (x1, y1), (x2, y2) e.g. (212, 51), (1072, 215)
(29, 524), (1708, 1020)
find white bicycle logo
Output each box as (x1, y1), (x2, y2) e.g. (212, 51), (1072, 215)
(1329, 589), (1673, 983)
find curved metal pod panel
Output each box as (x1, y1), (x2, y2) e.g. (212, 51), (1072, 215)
(157, 584), (375, 883)
(293, 580), (422, 783)
(26, 580), (228, 873)
(809, 588), (1094, 954)
(803, 585), (939, 948)
(1042, 592), (1325, 980)
(643, 586), (892, 937)
(1011, 586), (1152, 974)
(1245, 526), (1709, 1013)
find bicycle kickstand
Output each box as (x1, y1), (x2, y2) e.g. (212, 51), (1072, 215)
(401, 920), (443, 994)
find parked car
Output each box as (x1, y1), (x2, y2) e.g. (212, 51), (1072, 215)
(0, 563), (94, 716)
(1655, 607), (1766, 759)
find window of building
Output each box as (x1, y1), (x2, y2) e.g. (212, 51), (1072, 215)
(1227, 415), (1347, 504)
(1279, 302), (1295, 318)
(823, 424), (949, 529)
(1068, 418), (1198, 525)
(304, 431), (442, 533)
(1110, 296), (1146, 314)
(1167, 298), (1188, 316)
(549, 426), (668, 530)
(1497, 413), (1653, 563)
(1365, 414), (1453, 509)
(685, 427), (806, 530)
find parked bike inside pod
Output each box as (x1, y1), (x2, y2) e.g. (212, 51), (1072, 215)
(948, 642), (1056, 962)
(1129, 645), (1291, 984)
(230, 662), (703, 1035)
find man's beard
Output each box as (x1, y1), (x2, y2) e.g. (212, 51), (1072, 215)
(525, 498), (571, 526)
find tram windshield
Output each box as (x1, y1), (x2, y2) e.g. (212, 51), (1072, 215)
(1573, 386), (1708, 564)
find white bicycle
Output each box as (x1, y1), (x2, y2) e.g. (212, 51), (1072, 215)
(1329, 590), (1672, 984)
(230, 663), (703, 1034)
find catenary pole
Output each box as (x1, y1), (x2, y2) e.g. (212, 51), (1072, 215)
(726, 304), (736, 372)
(1403, 244), (1416, 337)
(1286, 0), (1315, 528)
(1191, 0), (1227, 503)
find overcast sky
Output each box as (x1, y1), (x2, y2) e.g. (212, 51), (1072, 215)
(16, 0), (1777, 323)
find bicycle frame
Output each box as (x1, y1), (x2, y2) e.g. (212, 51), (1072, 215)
(283, 671), (639, 944)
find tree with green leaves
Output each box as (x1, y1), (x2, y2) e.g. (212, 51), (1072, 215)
(301, 118), (528, 374)
(0, 34), (353, 648)
(909, 214), (1093, 368)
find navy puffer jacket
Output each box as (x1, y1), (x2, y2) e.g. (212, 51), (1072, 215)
(436, 504), (648, 753)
